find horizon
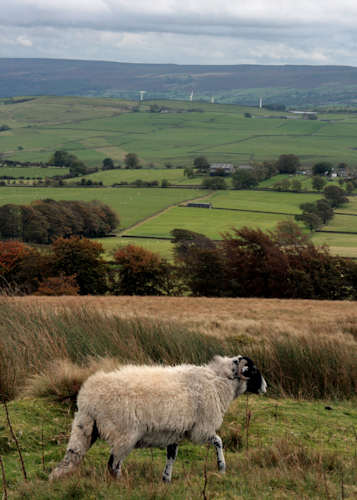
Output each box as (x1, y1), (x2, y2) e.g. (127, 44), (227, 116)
(1, 56), (357, 69)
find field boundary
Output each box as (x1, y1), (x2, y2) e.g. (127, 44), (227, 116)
(119, 192), (213, 236)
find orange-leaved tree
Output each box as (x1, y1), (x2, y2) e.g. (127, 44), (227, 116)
(112, 244), (175, 295)
(51, 236), (108, 295)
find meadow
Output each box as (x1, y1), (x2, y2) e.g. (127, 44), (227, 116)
(82, 167), (200, 186)
(0, 186), (205, 230)
(0, 166), (69, 178)
(0, 297), (356, 499)
(3, 96), (357, 167)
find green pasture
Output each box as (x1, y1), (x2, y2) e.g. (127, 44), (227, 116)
(2, 397), (356, 499)
(210, 189), (321, 213)
(125, 206), (294, 239)
(258, 174), (348, 191)
(0, 166), (69, 178)
(323, 213), (357, 232)
(0, 186), (205, 230)
(2, 96), (357, 168)
(83, 168), (201, 186)
(312, 232), (357, 257)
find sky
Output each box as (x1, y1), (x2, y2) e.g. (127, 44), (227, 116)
(1, 0), (357, 66)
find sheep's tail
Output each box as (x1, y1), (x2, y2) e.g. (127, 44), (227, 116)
(49, 411), (98, 481)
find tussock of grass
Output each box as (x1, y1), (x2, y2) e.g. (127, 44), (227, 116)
(23, 358), (121, 403)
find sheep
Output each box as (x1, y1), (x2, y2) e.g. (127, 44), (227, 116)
(49, 355), (267, 482)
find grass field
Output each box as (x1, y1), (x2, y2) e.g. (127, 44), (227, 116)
(0, 186), (205, 230)
(1, 297), (356, 498)
(3, 96), (357, 167)
(210, 190), (321, 213)
(82, 168), (201, 186)
(125, 206), (294, 239)
(0, 166), (69, 178)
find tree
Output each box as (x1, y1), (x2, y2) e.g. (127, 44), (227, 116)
(201, 177), (227, 190)
(102, 158), (115, 170)
(193, 156), (209, 173)
(296, 212), (323, 232)
(35, 274), (79, 296)
(51, 237), (108, 295)
(112, 244), (174, 295)
(291, 179), (302, 192)
(184, 166), (194, 178)
(232, 170), (258, 189)
(323, 185), (348, 208)
(312, 175), (327, 191)
(313, 162), (332, 176)
(124, 153), (140, 169)
(276, 154), (300, 174)
(273, 178), (290, 191)
(315, 199), (334, 224)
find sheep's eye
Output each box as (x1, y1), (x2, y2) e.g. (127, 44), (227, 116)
(233, 359), (239, 365)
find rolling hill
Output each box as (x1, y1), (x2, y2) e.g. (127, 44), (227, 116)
(2, 58), (357, 106)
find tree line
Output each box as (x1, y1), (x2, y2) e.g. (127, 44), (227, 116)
(0, 199), (119, 244)
(1, 222), (357, 299)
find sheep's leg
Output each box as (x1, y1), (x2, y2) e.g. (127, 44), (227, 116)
(107, 436), (138, 479)
(49, 412), (97, 481)
(210, 434), (226, 473)
(162, 443), (178, 482)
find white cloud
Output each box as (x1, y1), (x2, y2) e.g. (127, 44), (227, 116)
(16, 35), (33, 47)
(0, 1), (357, 65)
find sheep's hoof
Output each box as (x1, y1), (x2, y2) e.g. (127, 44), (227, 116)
(162, 474), (172, 483)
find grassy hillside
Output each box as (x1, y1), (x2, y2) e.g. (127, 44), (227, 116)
(2, 397), (356, 499)
(0, 296), (356, 498)
(3, 96), (357, 167)
(2, 58), (357, 107)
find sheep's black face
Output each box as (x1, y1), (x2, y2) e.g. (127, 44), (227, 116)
(240, 356), (267, 395)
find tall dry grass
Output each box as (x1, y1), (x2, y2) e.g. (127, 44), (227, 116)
(1, 298), (356, 401)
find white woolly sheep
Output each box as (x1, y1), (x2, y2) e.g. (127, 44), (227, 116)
(49, 355), (267, 482)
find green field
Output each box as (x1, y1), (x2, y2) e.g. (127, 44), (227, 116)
(0, 186), (206, 230)
(2, 396), (356, 499)
(82, 168), (200, 186)
(3, 96), (357, 168)
(0, 166), (69, 178)
(210, 190), (321, 212)
(125, 206), (296, 239)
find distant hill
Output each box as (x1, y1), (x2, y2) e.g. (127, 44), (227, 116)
(1, 58), (357, 107)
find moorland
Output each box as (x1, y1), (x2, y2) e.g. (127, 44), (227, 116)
(0, 297), (356, 499)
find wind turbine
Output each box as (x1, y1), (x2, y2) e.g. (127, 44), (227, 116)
(139, 91), (147, 101)
(189, 90), (194, 102)
(259, 97), (263, 109)
(211, 96), (215, 104)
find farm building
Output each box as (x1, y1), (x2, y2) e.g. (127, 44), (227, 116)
(209, 163), (234, 176)
(186, 202), (212, 208)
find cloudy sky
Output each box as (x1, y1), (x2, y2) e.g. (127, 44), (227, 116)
(1, 0), (357, 66)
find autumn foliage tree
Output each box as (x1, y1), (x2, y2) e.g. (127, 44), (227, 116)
(0, 199), (119, 244)
(112, 244), (175, 295)
(0, 240), (50, 293)
(51, 237), (108, 295)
